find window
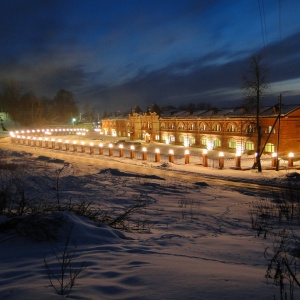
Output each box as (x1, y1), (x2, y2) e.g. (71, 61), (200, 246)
(245, 124), (255, 133)
(265, 143), (275, 153)
(214, 138), (221, 147)
(189, 136), (195, 145)
(161, 122), (166, 129)
(200, 123), (207, 131)
(265, 126), (275, 134)
(189, 123), (195, 130)
(179, 135), (185, 143)
(245, 141), (254, 151)
(201, 137), (207, 145)
(227, 124), (236, 132)
(178, 122), (185, 130)
(212, 123), (221, 132)
(228, 140), (236, 149)
(170, 123), (175, 129)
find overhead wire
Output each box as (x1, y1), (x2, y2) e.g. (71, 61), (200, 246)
(257, 0), (268, 60)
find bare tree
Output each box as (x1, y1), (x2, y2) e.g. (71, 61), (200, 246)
(242, 54), (268, 172)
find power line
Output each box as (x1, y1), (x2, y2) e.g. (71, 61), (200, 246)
(257, 0), (268, 58)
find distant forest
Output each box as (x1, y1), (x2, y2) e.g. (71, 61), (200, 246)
(0, 79), (79, 126)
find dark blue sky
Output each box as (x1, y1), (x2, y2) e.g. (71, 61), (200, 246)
(1, 0), (299, 112)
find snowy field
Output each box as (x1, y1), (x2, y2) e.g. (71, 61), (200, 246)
(0, 133), (299, 300)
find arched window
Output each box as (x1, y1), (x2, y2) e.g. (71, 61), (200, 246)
(265, 143), (275, 153)
(201, 137), (207, 146)
(161, 122), (166, 129)
(189, 123), (195, 130)
(169, 135), (175, 142)
(178, 135), (185, 143)
(245, 141), (254, 151)
(244, 124), (255, 133)
(227, 123), (237, 132)
(178, 122), (185, 130)
(228, 140), (236, 149)
(189, 136), (195, 145)
(170, 123), (175, 129)
(199, 123), (207, 131)
(214, 138), (221, 148)
(212, 123), (221, 132)
(265, 126), (275, 134)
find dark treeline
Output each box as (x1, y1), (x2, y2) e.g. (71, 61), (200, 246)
(0, 79), (79, 126)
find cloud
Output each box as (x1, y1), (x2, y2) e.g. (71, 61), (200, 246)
(0, 1), (299, 113)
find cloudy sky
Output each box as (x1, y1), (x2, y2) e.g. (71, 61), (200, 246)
(1, 0), (299, 112)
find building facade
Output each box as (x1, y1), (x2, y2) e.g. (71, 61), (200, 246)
(101, 104), (300, 156)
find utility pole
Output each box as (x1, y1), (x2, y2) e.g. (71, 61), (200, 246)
(276, 94), (282, 171)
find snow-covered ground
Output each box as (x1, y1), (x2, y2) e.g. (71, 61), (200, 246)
(0, 132), (299, 299)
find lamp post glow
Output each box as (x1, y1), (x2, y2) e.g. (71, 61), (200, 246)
(271, 152), (277, 168)
(108, 143), (113, 156)
(119, 144), (124, 157)
(90, 142), (94, 154)
(288, 152), (294, 167)
(142, 147), (147, 160)
(73, 141), (77, 152)
(65, 140), (69, 151)
(219, 152), (224, 169)
(235, 151), (241, 169)
(184, 149), (190, 164)
(169, 149), (174, 163)
(130, 145), (135, 159)
(202, 149), (208, 167)
(81, 141), (85, 153)
(155, 148), (160, 162)
(254, 152), (258, 164)
(51, 138), (55, 149)
(58, 139), (62, 150)
(45, 138), (49, 148)
(99, 143), (103, 155)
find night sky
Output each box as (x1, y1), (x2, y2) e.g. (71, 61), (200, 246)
(1, 0), (299, 112)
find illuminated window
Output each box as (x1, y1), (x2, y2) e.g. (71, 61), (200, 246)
(212, 124), (221, 131)
(178, 122), (185, 130)
(228, 140), (236, 149)
(200, 123), (207, 131)
(245, 141), (254, 151)
(227, 124), (236, 132)
(201, 137), (207, 145)
(265, 126), (275, 134)
(265, 143), (275, 153)
(214, 139), (221, 147)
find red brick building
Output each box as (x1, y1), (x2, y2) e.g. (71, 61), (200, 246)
(101, 104), (300, 156)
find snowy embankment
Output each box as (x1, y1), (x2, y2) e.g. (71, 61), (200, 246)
(0, 136), (299, 299)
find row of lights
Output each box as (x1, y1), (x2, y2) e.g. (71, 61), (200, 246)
(10, 128), (88, 137)
(10, 136), (296, 169)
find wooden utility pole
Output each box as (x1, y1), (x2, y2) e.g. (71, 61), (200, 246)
(276, 94), (282, 171)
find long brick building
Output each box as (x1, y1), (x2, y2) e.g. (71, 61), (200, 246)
(101, 103), (300, 156)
